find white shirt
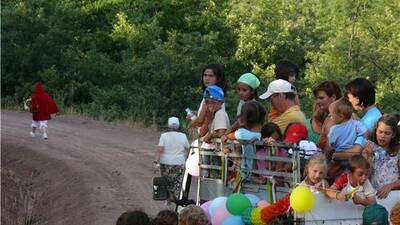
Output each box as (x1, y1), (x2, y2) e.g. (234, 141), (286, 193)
(201, 107), (230, 149)
(158, 131), (189, 165)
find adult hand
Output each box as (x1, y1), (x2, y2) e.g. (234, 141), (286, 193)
(377, 184), (393, 199)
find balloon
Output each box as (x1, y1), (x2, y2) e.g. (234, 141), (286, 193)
(290, 186), (315, 213)
(200, 201), (212, 222)
(251, 207), (266, 225)
(222, 216), (245, 225)
(209, 197), (227, 217)
(245, 193), (260, 207)
(185, 152), (199, 176)
(226, 193), (252, 215)
(211, 204), (231, 225)
(240, 207), (253, 225)
(257, 200), (270, 208)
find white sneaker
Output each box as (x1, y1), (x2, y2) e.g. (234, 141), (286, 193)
(30, 132), (35, 137)
(43, 132), (48, 140)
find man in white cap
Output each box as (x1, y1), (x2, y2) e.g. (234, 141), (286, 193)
(260, 79), (307, 134)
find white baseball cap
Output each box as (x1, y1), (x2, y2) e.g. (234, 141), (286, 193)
(259, 79), (296, 100)
(168, 117), (180, 128)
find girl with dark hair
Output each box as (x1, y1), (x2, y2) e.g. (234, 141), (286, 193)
(225, 72), (261, 135)
(188, 64), (227, 128)
(363, 114), (400, 199)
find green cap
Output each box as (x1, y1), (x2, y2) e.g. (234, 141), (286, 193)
(237, 73), (260, 89)
(363, 204), (389, 225)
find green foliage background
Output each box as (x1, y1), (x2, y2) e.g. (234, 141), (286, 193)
(2, 0), (399, 125)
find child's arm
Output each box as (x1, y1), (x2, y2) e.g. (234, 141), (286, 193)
(224, 118), (243, 136)
(323, 173), (347, 201)
(221, 132), (236, 143)
(198, 114), (213, 137)
(352, 194), (376, 206)
(190, 102), (208, 127)
(324, 189), (346, 202)
(203, 128), (227, 143)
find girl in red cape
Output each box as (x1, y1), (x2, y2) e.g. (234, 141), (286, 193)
(29, 81), (59, 139)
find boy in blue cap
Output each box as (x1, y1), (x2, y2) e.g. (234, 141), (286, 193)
(199, 85), (230, 178)
(199, 85), (230, 143)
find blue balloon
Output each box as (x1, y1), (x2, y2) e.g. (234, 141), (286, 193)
(209, 197), (227, 217)
(244, 193), (260, 207)
(222, 216), (245, 225)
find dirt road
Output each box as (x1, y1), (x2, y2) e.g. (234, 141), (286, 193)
(1, 111), (167, 225)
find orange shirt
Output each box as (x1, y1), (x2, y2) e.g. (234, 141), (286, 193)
(267, 105), (281, 121)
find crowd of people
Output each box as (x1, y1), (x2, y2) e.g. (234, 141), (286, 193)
(150, 61), (399, 224)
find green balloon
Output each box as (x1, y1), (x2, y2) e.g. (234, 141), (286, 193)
(226, 193), (252, 216)
(241, 207), (254, 225)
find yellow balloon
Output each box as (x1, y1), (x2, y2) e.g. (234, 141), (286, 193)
(251, 207), (267, 225)
(290, 186), (315, 213)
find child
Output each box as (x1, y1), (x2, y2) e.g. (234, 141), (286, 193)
(225, 73), (260, 135)
(362, 114), (400, 199)
(155, 117), (190, 205)
(29, 81), (59, 139)
(300, 153), (329, 193)
(199, 85), (230, 178)
(200, 85), (230, 144)
(116, 210), (151, 225)
(328, 97), (368, 155)
(222, 101), (266, 182)
(327, 97), (368, 181)
(178, 205), (209, 225)
(325, 155), (376, 206)
(188, 64), (227, 127)
(261, 122), (283, 142)
(259, 154), (329, 223)
(152, 210), (178, 225)
(259, 122), (283, 172)
(223, 101), (266, 142)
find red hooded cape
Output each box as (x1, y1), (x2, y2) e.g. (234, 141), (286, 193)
(31, 82), (59, 121)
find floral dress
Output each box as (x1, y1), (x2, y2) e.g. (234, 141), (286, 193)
(370, 143), (400, 189)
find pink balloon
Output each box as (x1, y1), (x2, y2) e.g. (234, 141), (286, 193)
(200, 201), (212, 222)
(211, 204), (232, 225)
(185, 153), (199, 176)
(257, 200), (270, 208)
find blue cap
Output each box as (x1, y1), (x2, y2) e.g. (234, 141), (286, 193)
(203, 85), (224, 101)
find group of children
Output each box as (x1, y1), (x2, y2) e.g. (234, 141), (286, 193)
(116, 205), (209, 225)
